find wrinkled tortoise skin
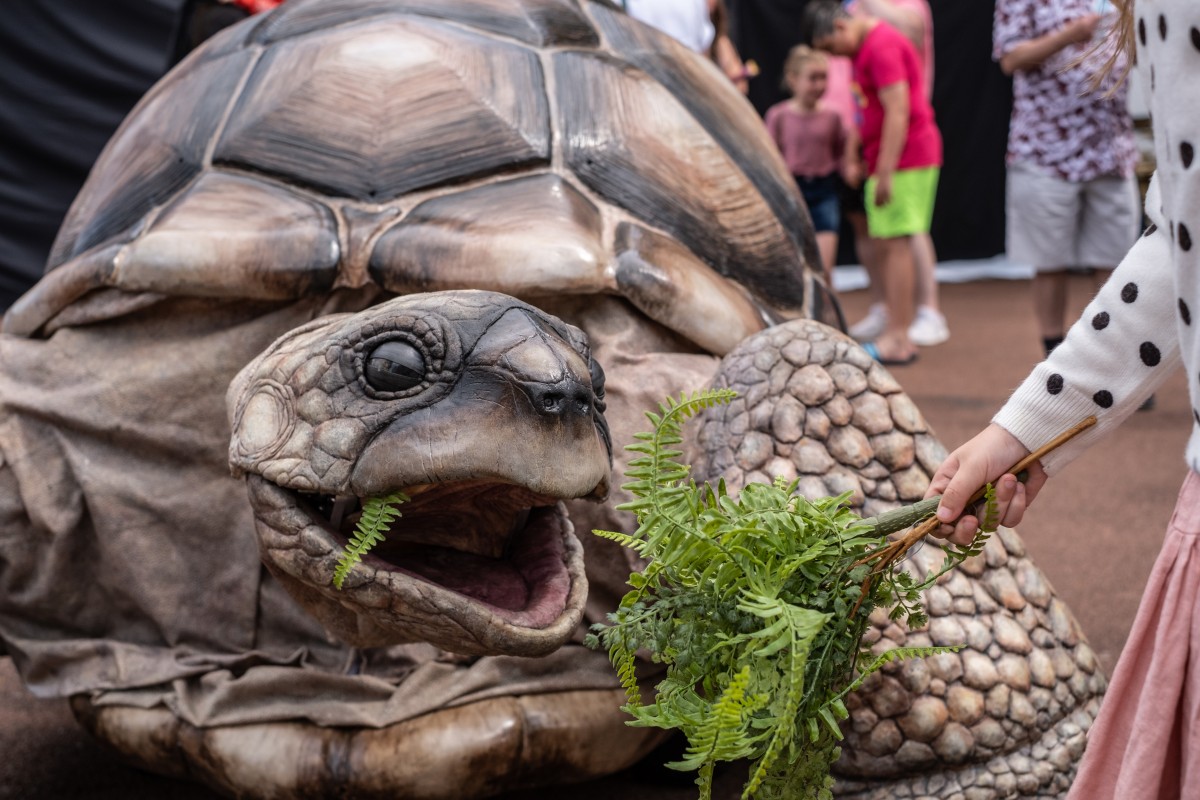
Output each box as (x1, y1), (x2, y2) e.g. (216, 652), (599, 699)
(0, 1), (1103, 798)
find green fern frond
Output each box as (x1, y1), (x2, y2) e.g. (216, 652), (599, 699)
(833, 644), (964, 703)
(332, 492), (409, 589)
(668, 665), (760, 776)
(980, 481), (1001, 533)
(593, 528), (649, 553)
(611, 644), (642, 707)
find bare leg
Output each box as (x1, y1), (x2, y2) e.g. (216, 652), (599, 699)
(1033, 270), (1069, 340)
(875, 234), (916, 360)
(815, 231), (838, 287)
(850, 210), (882, 305)
(912, 231), (939, 312)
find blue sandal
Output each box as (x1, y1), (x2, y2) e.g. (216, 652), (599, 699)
(863, 341), (919, 366)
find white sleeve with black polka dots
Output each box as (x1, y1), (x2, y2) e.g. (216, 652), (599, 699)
(994, 0), (1200, 474)
(993, 176), (1181, 475)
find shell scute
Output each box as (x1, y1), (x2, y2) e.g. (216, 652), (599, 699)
(48, 49), (259, 270)
(587, 3), (814, 266)
(369, 174), (609, 297)
(555, 49), (808, 318)
(214, 18), (551, 201)
(114, 172), (340, 299)
(253, 0), (599, 47)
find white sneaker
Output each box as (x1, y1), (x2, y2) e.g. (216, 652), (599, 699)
(908, 306), (950, 347)
(848, 303), (888, 341)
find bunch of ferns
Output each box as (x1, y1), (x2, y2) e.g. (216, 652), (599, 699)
(585, 390), (993, 800)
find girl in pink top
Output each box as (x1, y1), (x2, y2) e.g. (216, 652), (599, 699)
(764, 46), (859, 283)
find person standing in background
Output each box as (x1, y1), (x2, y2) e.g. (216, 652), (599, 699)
(765, 46), (858, 286)
(993, 0), (1138, 358)
(803, 0), (942, 366)
(624, 0), (754, 94)
(623, 0), (715, 54)
(708, 0), (757, 95)
(826, 0), (949, 349)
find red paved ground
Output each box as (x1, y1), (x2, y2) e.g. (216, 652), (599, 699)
(0, 276), (1189, 799)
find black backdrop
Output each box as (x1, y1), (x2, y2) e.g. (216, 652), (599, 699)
(0, 0), (185, 309)
(728, 0), (1013, 263)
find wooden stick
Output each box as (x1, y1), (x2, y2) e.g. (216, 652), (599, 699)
(854, 415), (1098, 572)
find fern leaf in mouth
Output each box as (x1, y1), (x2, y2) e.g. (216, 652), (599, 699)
(333, 492), (410, 589)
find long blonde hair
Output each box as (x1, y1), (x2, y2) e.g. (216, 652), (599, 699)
(1099, 0), (1135, 85)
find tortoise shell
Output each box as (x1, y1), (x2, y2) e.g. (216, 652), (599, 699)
(5, 0), (825, 349)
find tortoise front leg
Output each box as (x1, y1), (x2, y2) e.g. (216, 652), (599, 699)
(689, 319), (1103, 800)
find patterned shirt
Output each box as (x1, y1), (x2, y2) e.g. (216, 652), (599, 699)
(993, 0), (1200, 476)
(992, 0), (1137, 183)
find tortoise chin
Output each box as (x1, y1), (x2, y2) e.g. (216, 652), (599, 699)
(247, 475), (588, 657)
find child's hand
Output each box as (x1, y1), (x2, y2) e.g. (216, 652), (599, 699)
(873, 172), (893, 206)
(1064, 13), (1101, 43)
(924, 424), (1048, 545)
(843, 160), (864, 188)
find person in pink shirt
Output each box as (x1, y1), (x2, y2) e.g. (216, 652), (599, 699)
(765, 46), (860, 284)
(824, 0), (948, 349)
(803, 0), (942, 365)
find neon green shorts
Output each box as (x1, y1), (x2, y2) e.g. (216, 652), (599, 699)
(865, 166), (939, 239)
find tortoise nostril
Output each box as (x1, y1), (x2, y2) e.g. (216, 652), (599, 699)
(530, 382), (592, 418)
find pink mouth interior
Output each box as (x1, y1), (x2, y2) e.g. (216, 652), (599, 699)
(314, 483), (576, 629)
(364, 505), (572, 627)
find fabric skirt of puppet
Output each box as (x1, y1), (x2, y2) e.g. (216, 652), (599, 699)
(1066, 469), (1200, 800)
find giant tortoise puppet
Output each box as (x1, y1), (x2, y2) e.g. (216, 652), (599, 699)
(0, 1), (1103, 798)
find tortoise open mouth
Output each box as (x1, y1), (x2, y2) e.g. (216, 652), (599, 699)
(245, 474), (590, 656)
(304, 481), (574, 628)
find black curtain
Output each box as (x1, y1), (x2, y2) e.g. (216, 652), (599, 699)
(727, 0), (1012, 262)
(926, 0), (1012, 261)
(0, 0), (185, 310)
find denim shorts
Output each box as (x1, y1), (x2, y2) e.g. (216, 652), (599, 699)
(796, 173), (841, 233)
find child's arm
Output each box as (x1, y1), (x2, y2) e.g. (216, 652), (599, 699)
(872, 81), (909, 206)
(927, 178), (1178, 542)
(840, 120), (863, 188)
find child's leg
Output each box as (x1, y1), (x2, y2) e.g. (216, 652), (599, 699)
(799, 176), (842, 290)
(815, 231), (837, 284)
(912, 231), (939, 312)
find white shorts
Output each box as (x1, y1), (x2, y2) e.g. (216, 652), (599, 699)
(1006, 161), (1140, 272)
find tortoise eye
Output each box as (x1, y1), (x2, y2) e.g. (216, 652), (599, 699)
(365, 341), (425, 392)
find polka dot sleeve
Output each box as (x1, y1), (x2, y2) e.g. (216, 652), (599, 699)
(993, 177), (1180, 475)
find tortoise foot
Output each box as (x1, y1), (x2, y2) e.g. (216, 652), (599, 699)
(71, 688), (662, 799)
(692, 319), (1106, 798)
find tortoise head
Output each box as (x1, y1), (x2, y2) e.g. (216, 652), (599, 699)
(226, 290), (611, 657)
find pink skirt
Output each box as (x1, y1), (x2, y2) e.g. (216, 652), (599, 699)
(1067, 470), (1200, 800)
